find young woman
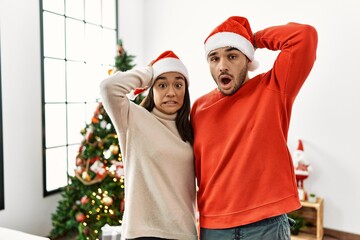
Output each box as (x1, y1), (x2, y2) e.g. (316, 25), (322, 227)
(100, 51), (198, 240)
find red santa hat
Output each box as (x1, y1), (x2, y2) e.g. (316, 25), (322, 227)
(297, 139), (304, 151)
(204, 16), (259, 71)
(132, 50), (189, 97)
(152, 50), (189, 85)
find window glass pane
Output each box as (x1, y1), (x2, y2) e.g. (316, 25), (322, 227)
(68, 144), (80, 177)
(85, 24), (103, 64)
(46, 147), (68, 191)
(67, 104), (86, 144)
(84, 63), (106, 101)
(65, 0), (84, 20)
(66, 61), (86, 102)
(102, 29), (117, 65)
(43, 0), (64, 14)
(44, 58), (66, 102)
(85, 0), (101, 24)
(66, 18), (85, 61)
(43, 12), (65, 58)
(102, 0), (116, 29)
(45, 104), (67, 147)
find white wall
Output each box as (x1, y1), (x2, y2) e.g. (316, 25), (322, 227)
(0, 0), (359, 237)
(119, 0), (360, 235)
(0, 0), (61, 236)
(118, 0), (145, 68)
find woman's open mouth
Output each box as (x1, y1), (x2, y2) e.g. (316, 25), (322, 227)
(164, 101), (177, 105)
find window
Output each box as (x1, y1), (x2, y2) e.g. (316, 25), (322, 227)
(40, 0), (118, 196)
(0, 34), (4, 210)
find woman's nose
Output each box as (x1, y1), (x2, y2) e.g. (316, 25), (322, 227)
(166, 86), (176, 96)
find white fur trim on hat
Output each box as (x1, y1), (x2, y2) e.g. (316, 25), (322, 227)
(204, 32), (255, 61)
(152, 58), (189, 85)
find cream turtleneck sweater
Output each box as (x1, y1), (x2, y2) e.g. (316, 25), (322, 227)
(100, 67), (197, 240)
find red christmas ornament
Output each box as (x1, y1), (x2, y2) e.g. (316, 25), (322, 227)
(120, 198), (125, 213)
(80, 196), (89, 205)
(75, 212), (85, 222)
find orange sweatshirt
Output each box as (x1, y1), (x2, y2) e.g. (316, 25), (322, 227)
(191, 23), (318, 229)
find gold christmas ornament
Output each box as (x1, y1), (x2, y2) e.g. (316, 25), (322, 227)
(109, 144), (119, 155)
(102, 196), (113, 206)
(82, 171), (91, 181)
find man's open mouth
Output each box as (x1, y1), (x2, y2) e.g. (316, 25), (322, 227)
(221, 77), (231, 85)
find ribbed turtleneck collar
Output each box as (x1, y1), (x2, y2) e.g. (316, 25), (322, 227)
(151, 107), (177, 121)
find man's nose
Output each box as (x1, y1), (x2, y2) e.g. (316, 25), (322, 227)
(219, 58), (229, 73)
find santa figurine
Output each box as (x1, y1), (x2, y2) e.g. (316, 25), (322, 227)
(292, 139), (312, 200)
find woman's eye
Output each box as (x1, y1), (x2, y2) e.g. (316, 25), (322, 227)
(158, 83), (166, 88)
(175, 83), (183, 88)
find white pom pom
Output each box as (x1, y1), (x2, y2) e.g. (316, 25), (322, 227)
(248, 59), (259, 71)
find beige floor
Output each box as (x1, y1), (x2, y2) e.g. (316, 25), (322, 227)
(291, 233), (339, 240)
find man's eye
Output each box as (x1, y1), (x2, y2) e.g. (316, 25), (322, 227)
(209, 56), (218, 62)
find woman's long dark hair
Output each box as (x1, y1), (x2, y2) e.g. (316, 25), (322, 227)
(140, 80), (194, 145)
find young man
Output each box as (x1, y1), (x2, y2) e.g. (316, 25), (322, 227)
(191, 16), (318, 239)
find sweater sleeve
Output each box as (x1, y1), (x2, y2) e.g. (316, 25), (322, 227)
(99, 66), (153, 133)
(254, 22), (318, 96)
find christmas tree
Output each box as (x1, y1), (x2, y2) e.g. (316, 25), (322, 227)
(50, 40), (142, 240)
(114, 39), (136, 72)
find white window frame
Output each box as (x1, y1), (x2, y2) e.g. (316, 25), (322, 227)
(40, 0), (118, 196)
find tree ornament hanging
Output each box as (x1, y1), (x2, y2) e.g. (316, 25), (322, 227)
(75, 212), (85, 223)
(80, 196), (89, 205)
(81, 171), (91, 181)
(103, 196), (113, 206)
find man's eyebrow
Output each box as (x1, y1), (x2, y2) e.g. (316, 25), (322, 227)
(208, 51), (218, 58)
(208, 47), (240, 58)
(225, 47), (240, 52)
